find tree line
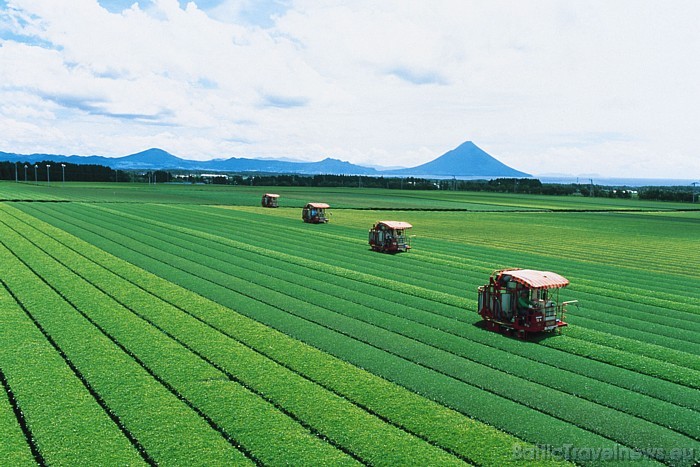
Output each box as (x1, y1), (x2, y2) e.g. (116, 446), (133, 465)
(0, 161), (173, 183)
(637, 187), (696, 202)
(1, 160), (696, 202)
(197, 174), (699, 201)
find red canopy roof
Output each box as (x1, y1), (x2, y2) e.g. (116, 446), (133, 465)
(378, 221), (413, 229)
(306, 203), (329, 208)
(497, 269), (569, 289)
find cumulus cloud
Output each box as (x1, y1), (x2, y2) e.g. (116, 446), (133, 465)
(0, 0), (699, 177)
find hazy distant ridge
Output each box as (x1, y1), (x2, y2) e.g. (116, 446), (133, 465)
(0, 142), (530, 178)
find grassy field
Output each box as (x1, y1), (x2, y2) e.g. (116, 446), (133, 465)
(1, 181), (699, 466)
(1, 181), (696, 210)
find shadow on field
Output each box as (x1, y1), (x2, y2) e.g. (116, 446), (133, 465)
(471, 320), (560, 343)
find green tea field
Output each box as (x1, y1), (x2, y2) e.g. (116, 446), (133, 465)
(1, 181), (698, 466)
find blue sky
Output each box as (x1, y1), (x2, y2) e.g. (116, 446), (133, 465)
(1, 0), (699, 178)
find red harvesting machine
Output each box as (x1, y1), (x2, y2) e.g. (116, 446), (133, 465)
(302, 203), (330, 223)
(261, 193), (280, 208)
(478, 268), (577, 337)
(368, 221), (413, 253)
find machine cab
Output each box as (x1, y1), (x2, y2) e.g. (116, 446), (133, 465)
(477, 268), (576, 336)
(262, 193), (280, 208)
(368, 221), (413, 253)
(302, 203), (330, 223)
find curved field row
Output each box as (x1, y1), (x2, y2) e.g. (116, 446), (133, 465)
(6, 189), (696, 464)
(20, 203), (700, 396)
(8, 206), (617, 454)
(4, 182), (700, 465)
(94, 213), (700, 439)
(247, 205), (699, 278)
(181, 205), (700, 319)
(90, 203), (696, 372)
(266, 206), (700, 286)
(0, 372), (36, 467)
(0, 204), (567, 466)
(128, 205), (700, 355)
(1, 280), (125, 467)
(237, 210), (700, 347)
(0, 216), (477, 465)
(13, 203), (696, 466)
(35, 201), (700, 376)
(371, 231), (700, 320)
(19, 203), (690, 412)
(61, 203), (697, 390)
(45, 203), (700, 396)
(0, 230), (258, 465)
(80, 207), (700, 420)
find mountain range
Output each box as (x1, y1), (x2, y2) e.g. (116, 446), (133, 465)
(0, 141), (531, 178)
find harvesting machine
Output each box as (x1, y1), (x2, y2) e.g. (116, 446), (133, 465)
(261, 193), (280, 208)
(477, 268), (576, 336)
(368, 221), (413, 253)
(302, 203), (330, 223)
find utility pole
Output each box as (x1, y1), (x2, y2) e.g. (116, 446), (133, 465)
(590, 179), (594, 198)
(692, 182), (698, 203)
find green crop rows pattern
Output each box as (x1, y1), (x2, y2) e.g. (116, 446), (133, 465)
(1, 180), (699, 466)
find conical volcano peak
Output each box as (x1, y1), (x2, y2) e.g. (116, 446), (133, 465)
(389, 141), (531, 177)
(442, 141), (492, 160)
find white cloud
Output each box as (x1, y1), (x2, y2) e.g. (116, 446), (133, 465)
(0, 0), (699, 178)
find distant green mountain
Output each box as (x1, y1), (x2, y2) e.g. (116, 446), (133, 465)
(0, 148), (379, 174)
(118, 148), (186, 168)
(0, 141), (531, 178)
(385, 141), (531, 177)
